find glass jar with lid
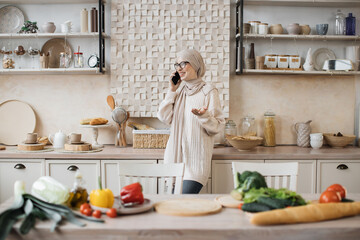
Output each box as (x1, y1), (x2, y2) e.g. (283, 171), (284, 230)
(240, 116), (256, 136)
(264, 110), (276, 147)
(224, 120), (237, 146)
(59, 52), (70, 68)
(2, 51), (15, 69)
(74, 52), (84, 68)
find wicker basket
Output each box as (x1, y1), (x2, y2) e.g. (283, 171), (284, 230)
(323, 133), (356, 148)
(133, 129), (170, 149)
(226, 135), (263, 151)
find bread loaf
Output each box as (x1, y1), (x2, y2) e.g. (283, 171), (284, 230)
(90, 118), (108, 125)
(127, 121), (155, 130)
(250, 202), (360, 225)
(80, 118), (92, 125)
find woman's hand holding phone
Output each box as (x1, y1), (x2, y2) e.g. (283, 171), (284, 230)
(170, 71), (181, 92)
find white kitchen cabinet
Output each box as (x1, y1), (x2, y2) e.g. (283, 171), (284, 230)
(265, 160), (316, 193)
(0, 159), (45, 203)
(101, 160), (157, 195)
(45, 160), (100, 192)
(317, 160), (360, 193)
(211, 160), (264, 194)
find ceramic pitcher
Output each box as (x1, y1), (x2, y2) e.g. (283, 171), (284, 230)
(294, 120), (312, 147)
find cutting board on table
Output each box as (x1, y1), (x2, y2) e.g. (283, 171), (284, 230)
(215, 195), (243, 208)
(154, 199), (222, 216)
(64, 143), (92, 151)
(17, 143), (45, 151)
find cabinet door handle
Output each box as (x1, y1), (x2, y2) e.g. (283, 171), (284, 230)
(14, 163), (26, 169)
(67, 165), (79, 171)
(336, 164), (349, 170)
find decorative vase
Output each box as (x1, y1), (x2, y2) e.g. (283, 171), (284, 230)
(287, 23), (300, 35)
(300, 24), (311, 35)
(42, 22), (56, 33)
(303, 48), (315, 71)
(269, 24), (283, 34)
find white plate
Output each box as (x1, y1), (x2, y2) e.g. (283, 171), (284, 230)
(0, 100), (36, 145)
(312, 48), (336, 71)
(91, 197), (153, 215)
(0, 6), (24, 33)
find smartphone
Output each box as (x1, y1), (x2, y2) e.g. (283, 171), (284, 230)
(172, 72), (180, 85)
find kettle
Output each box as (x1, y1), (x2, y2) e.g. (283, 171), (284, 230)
(48, 130), (67, 149)
(294, 120), (312, 147)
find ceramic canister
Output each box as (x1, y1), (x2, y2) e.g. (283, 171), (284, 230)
(289, 55), (301, 69)
(264, 54), (277, 68)
(269, 24), (283, 34)
(287, 23), (300, 35)
(277, 55), (289, 68)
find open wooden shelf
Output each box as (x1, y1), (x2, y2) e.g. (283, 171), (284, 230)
(237, 0), (360, 7)
(236, 69), (360, 75)
(0, 68), (106, 75)
(0, 0), (105, 3)
(0, 32), (109, 39)
(236, 33), (360, 41)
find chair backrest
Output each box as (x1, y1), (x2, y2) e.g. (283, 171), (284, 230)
(118, 163), (185, 194)
(232, 162), (299, 191)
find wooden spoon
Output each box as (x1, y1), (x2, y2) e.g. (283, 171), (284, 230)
(106, 95), (115, 111)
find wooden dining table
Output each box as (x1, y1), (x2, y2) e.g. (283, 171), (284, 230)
(1, 193), (360, 240)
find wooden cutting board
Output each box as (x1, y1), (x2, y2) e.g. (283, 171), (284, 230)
(154, 199), (222, 216)
(64, 143), (92, 151)
(17, 143), (45, 151)
(215, 195), (243, 208)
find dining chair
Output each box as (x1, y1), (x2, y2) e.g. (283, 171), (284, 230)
(118, 162), (185, 194)
(232, 162), (299, 191)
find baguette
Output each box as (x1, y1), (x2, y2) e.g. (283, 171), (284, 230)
(127, 121), (155, 130)
(250, 202), (360, 226)
(80, 118), (92, 125)
(90, 118), (108, 125)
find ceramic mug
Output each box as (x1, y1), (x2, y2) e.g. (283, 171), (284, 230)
(316, 24), (328, 35)
(68, 133), (82, 143)
(25, 133), (38, 144)
(310, 138), (323, 149)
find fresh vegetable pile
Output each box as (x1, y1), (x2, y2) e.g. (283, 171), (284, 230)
(230, 171), (306, 212)
(0, 181), (103, 240)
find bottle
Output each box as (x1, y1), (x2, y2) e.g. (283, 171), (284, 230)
(249, 43), (255, 59)
(66, 170), (88, 209)
(263, 110), (276, 147)
(335, 9), (345, 35)
(240, 115), (256, 136)
(90, 7), (98, 32)
(346, 13), (356, 35)
(224, 120), (237, 146)
(81, 8), (89, 33)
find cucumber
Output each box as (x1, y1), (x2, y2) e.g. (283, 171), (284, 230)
(341, 198), (354, 202)
(241, 202), (272, 212)
(257, 197), (286, 209)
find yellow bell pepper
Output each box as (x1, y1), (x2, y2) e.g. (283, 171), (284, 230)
(89, 177), (114, 208)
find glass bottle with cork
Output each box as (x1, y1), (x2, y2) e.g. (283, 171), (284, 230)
(263, 110), (276, 147)
(66, 170), (88, 209)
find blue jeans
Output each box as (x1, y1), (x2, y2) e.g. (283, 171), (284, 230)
(182, 180), (203, 194)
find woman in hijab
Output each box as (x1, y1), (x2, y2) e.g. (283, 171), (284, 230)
(157, 49), (225, 194)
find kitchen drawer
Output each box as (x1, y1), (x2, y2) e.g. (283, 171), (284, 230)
(317, 160), (360, 193)
(46, 160), (100, 192)
(0, 159), (45, 203)
(101, 160), (157, 195)
(211, 160), (264, 194)
(265, 160), (316, 194)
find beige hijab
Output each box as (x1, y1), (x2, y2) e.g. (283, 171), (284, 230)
(166, 49), (208, 164)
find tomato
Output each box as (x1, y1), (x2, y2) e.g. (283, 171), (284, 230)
(326, 184), (346, 199)
(238, 203), (243, 210)
(80, 203), (91, 214)
(319, 190), (341, 203)
(92, 210), (102, 219)
(83, 208), (93, 216)
(106, 208), (117, 218)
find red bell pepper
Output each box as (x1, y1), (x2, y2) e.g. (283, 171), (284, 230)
(120, 182), (144, 204)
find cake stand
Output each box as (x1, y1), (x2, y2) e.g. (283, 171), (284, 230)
(80, 124), (111, 148)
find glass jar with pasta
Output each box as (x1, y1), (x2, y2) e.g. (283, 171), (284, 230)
(263, 111), (276, 147)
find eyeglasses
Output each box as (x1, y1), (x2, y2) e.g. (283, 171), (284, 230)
(174, 61), (189, 70)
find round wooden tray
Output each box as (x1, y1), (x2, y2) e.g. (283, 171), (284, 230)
(64, 143), (92, 151)
(17, 142), (45, 151)
(214, 195), (243, 208)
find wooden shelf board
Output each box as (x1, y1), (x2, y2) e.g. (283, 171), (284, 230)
(236, 33), (360, 41)
(236, 69), (360, 75)
(0, 33), (109, 39)
(0, 68), (106, 75)
(0, 0), (103, 3)
(237, 0), (360, 7)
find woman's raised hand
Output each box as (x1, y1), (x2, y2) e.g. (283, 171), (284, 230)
(191, 106), (208, 116)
